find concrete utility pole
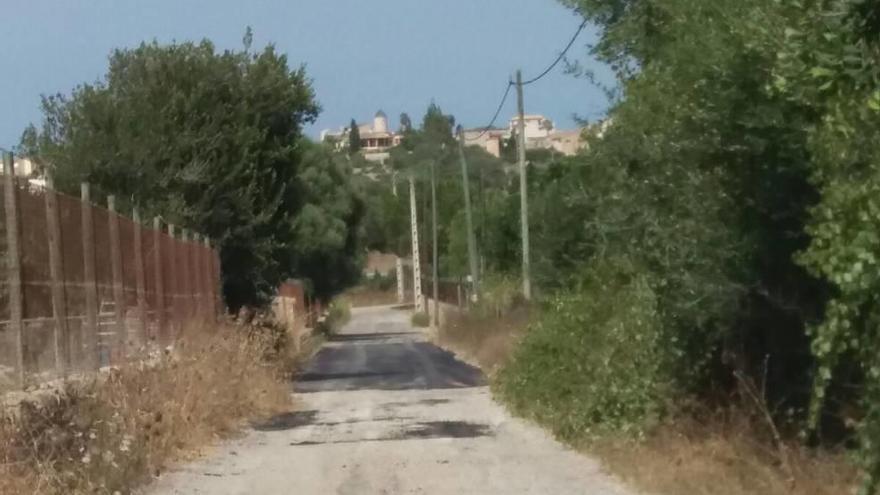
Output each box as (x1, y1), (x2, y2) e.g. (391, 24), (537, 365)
(396, 258), (405, 303)
(515, 70), (532, 301)
(457, 128), (480, 301)
(431, 160), (439, 328)
(409, 176), (424, 312)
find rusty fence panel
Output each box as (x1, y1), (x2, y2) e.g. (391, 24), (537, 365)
(18, 183), (56, 383)
(0, 174), (223, 392)
(0, 170), (22, 389)
(57, 192), (87, 373)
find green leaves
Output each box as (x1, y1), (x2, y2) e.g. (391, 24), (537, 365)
(289, 141), (365, 299)
(498, 257), (671, 439)
(22, 36), (320, 310)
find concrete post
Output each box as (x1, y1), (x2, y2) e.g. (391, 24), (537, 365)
(81, 183), (99, 369)
(4, 153), (25, 387)
(396, 258), (405, 303)
(409, 176), (424, 312)
(44, 172), (69, 376)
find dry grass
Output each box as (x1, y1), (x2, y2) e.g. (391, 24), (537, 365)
(0, 320), (298, 495)
(437, 307), (529, 374)
(591, 415), (859, 495)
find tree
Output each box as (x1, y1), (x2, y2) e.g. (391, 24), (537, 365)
(399, 113), (413, 133)
(499, 0), (834, 464)
(348, 118), (361, 154)
(291, 141), (366, 299)
(420, 102), (455, 146)
(766, 2), (880, 488)
(21, 37), (321, 310)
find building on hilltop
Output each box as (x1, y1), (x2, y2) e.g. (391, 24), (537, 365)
(322, 111), (596, 161)
(463, 114), (588, 158)
(0, 155), (46, 189)
(320, 110), (403, 164)
(509, 114), (555, 143)
(461, 127), (509, 158)
(546, 129), (584, 156)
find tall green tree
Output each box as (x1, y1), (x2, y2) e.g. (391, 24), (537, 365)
(498, 0), (837, 461)
(291, 141), (366, 299)
(766, 1), (880, 489)
(399, 113), (413, 133)
(348, 118), (361, 154)
(21, 37), (321, 310)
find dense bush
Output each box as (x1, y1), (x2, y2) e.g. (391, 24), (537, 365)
(498, 258), (671, 439)
(477, 0), (880, 490)
(495, 0), (877, 487)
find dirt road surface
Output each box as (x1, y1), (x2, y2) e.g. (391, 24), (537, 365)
(144, 305), (634, 495)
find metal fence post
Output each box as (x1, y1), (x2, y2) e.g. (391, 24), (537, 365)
(180, 229), (191, 324)
(153, 217), (165, 344)
(396, 258), (405, 303)
(133, 207), (148, 344)
(202, 237), (212, 322)
(193, 233), (203, 321)
(4, 153), (25, 388)
(44, 172), (69, 376)
(167, 224), (178, 336)
(107, 196), (126, 363)
(213, 249), (222, 317)
(190, 233), (200, 321)
(81, 183), (99, 370)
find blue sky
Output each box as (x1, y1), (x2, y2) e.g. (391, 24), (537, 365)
(1, 0), (613, 149)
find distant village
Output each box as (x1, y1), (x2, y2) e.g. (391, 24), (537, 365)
(320, 110), (606, 164)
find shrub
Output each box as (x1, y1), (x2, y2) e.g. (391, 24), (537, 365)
(317, 298), (352, 336)
(476, 273), (523, 318)
(497, 258), (674, 440)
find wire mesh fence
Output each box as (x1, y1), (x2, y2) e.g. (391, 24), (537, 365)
(401, 263), (470, 309)
(0, 173), (222, 392)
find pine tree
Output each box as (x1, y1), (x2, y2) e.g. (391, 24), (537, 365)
(348, 118), (361, 154)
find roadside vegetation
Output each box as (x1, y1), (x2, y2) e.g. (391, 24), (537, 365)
(0, 320), (303, 495)
(361, 2), (880, 489)
(317, 298), (353, 336)
(20, 29), (365, 311)
(10, 0), (880, 492)
(8, 28), (366, 495)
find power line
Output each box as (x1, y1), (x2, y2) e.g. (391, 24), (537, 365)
(464, 81), (513, 141)
(521, 19), (588, 86)
(464, 18), (588, 141)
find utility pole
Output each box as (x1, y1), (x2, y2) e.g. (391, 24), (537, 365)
(457, 128), (480, 301)
(516, 70), (532, 301)
(431, 160), (439, 328)
(409, 176), (424, 312)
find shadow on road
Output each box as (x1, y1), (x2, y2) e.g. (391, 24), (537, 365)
(295, 329), (485, 393)
(327, 332), (421, 343)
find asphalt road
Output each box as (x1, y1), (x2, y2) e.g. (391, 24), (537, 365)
(144, 305), (633, 495)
